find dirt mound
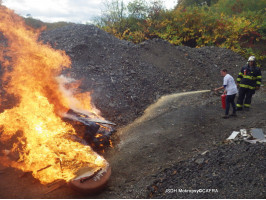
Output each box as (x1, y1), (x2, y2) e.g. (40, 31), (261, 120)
(40, 24), (246, 126)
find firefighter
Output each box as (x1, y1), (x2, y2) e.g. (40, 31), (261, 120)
(236, 56), (262, 111)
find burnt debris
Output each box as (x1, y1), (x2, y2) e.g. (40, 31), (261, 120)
(62, 109), (115, 154)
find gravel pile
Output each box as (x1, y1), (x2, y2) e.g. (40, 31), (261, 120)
(40, 24), (246, 126)
(147, 142), (266, 199)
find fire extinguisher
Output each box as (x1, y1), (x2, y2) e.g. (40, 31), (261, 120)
(221, 94), (227, 110)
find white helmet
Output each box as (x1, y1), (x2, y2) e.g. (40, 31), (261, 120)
(248, 56), (256, 62)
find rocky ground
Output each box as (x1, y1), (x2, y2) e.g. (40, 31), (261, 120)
(0, 24), (265, 198)
(147, 142), (266, 199)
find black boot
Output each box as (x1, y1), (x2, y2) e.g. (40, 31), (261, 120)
(236, 107), (243, 111)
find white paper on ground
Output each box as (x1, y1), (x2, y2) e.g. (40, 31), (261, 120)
(227, 131), (240, 140)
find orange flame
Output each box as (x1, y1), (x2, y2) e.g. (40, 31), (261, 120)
(0, 6), (108, 184)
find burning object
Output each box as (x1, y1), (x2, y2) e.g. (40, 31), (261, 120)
(0, 5), (112, 192)
(69, 166), (112, 193)
(63, 108), (115, 153)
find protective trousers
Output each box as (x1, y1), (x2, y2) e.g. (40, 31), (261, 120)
(236, 87), (254, 108)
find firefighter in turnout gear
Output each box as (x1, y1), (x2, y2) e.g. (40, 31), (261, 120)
(236, 56), (262, 111)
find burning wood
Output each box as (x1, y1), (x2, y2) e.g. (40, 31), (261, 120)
(64, 109), (116, 126)
(37, 165), (52, 173)
(46, 179), (65, 188)
(44, 180), (66, 195)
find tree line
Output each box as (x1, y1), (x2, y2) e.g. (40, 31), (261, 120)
(94, 0), (266, 65)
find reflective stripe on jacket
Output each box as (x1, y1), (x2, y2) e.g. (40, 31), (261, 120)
(237, 64), (262, 90)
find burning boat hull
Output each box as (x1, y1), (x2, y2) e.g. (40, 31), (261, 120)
(69, 166), (111, 193)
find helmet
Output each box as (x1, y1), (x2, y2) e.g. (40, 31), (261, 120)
(248, 56), (256, 62)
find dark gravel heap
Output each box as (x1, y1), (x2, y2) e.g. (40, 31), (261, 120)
(40, 24), (246, 126)
(147, 142), (266, 199)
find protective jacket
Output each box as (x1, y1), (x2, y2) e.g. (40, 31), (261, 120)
(237, 64), (262, 90)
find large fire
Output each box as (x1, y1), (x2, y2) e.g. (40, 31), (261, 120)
(0, 6), (109, 184)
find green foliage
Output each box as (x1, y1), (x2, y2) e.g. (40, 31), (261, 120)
(128, 0), (149, 19)
(213, 0), (266, 15)
(96, 0), (127, 27)
(177, 0), (219, 7)
(95, 0), (265, 65)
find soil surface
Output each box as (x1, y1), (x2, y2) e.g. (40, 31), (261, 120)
(0, 24), (265, 198)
